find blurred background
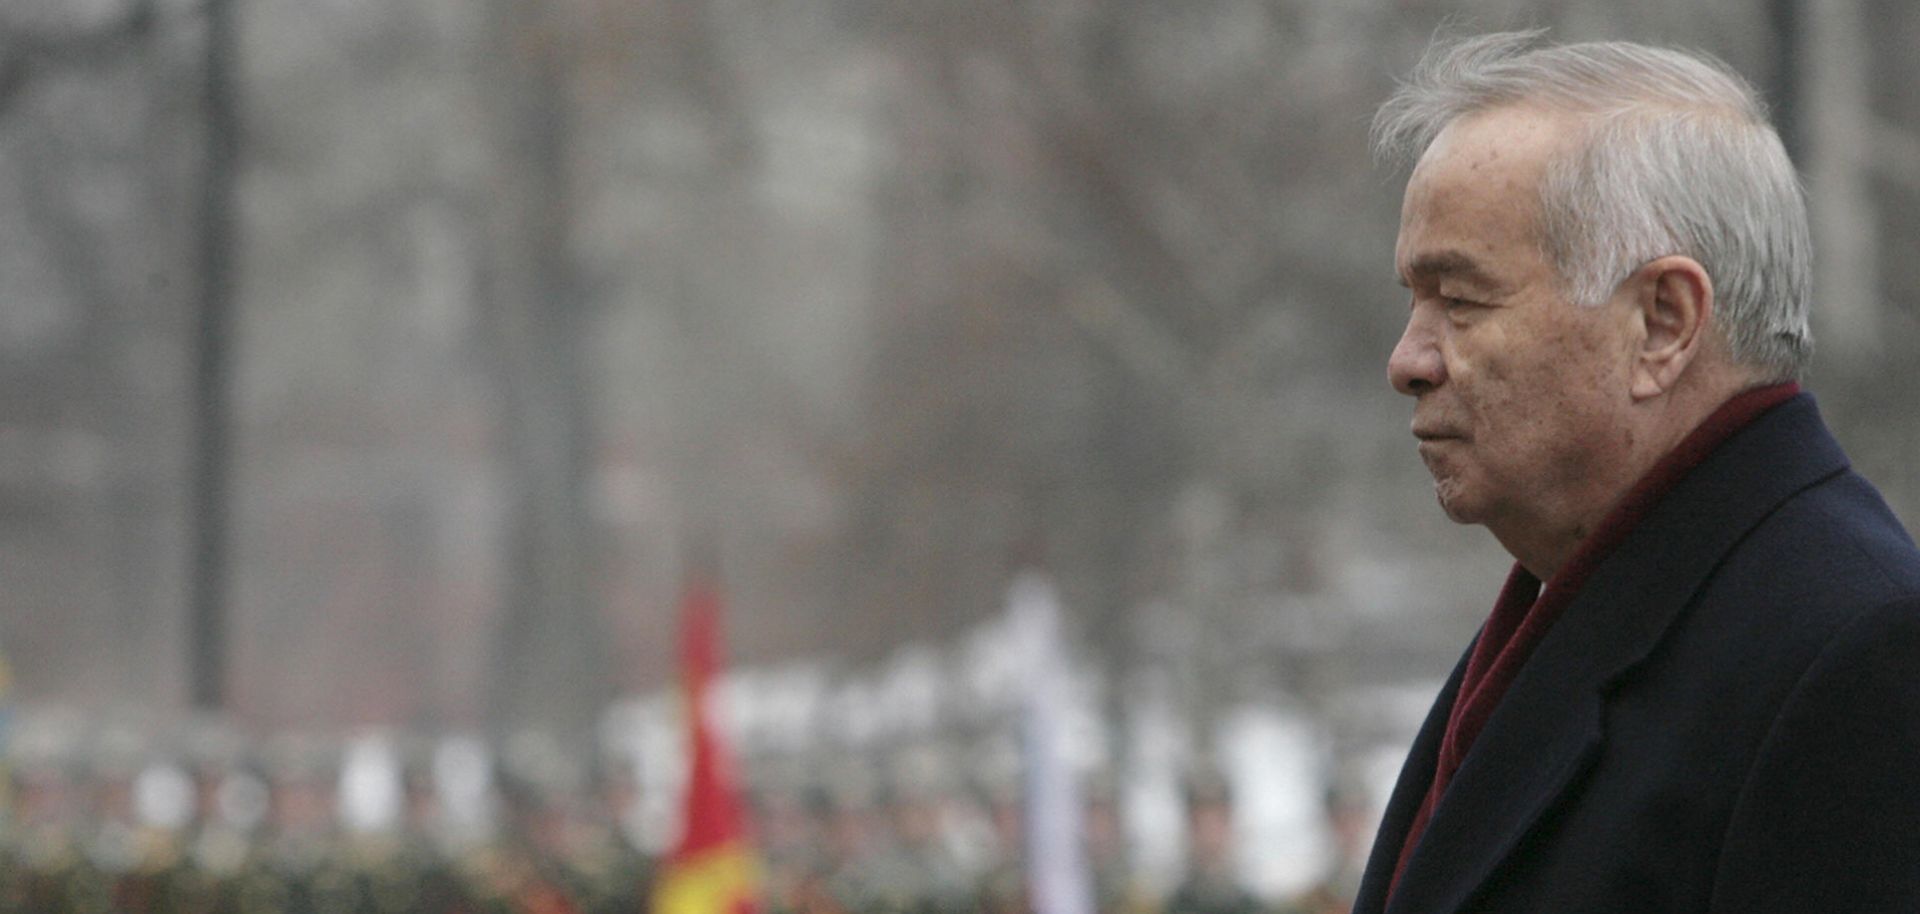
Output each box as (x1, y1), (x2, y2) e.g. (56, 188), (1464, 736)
(2, 0), (1918, 910)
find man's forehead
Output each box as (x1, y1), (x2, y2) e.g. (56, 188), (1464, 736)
(1407, 106), (1574, 202)
(1429, 103), (1576, 157)
(1395, 108), (1568, 290)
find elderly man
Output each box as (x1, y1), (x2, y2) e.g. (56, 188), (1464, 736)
(1355, 31), (1920, 914)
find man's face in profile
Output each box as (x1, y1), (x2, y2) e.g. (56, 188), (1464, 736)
(1389, 106), (1640, 536)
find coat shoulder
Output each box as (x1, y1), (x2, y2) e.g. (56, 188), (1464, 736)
(1699, 466), (1920, 638)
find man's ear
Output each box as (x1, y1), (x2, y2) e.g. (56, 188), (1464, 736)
(1629, 255), (1713, 401)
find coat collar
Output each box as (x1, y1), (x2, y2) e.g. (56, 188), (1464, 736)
(1357, 393), (1849, 914)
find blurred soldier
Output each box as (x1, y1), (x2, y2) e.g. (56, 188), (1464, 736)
(78, 732), (150, 913)
(859, 744), (973, 914)
(8, 751), (90, 914)
(472, 743), (585, 914)
(864, 783), (974, 914)
(80, 730), (207, 914)
(973, 779), (1025, 914)
(819, 768), (882, 914)
(1163, 772), (1260, 914)
(0, 815), (25, 911)
(752, 773), (825, 914)
(331, 740), (480, 914)
(557, 754), (652, 914)
(1277, 782), (1367, 914)
(212, 755), (317, 914)
(184, 748), (280, 914)
(254, 735), (348, 914)
(148, 756), (233, 914)
(1081, 775), (1149, 914)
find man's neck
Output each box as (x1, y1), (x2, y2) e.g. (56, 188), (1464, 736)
(1493, 482), (1643, 583)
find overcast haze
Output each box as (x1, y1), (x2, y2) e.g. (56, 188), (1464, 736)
(2, 3), (1917, 884)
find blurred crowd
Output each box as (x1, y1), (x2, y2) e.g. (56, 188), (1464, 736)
(0, 725), (1361, 914)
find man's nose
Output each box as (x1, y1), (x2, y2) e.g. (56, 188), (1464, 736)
(1388, 309), (1446, 396)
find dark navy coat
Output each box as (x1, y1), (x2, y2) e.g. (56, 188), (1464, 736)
(1353, 394), (1920, 914)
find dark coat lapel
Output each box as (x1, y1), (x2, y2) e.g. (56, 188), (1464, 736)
(1380, 395), (1849, 914)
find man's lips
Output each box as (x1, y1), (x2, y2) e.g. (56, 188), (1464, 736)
(1412, 426), (1463, 441)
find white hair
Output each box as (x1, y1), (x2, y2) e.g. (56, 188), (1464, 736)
(1372, 30), (1812, 381)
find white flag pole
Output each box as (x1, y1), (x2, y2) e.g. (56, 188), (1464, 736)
(1010, 571), (1096, 914)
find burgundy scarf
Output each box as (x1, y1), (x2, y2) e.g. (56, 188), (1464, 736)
(1388, 382), (1801, 899)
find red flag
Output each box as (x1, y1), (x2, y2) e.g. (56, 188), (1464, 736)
(651, 579), (762, 914)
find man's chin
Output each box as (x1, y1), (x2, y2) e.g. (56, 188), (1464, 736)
(1433, 481), (1484, 525)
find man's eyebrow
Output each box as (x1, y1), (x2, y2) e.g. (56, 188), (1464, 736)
(1397, 250), (1501, 289)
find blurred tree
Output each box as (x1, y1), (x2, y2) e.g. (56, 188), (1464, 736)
(0, 0), (197, 710)
(1, 0), (1916, 756)
(478, 0), (614, 742)
(844, 0), (1408, 741)
(188, 0), (240, 713)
